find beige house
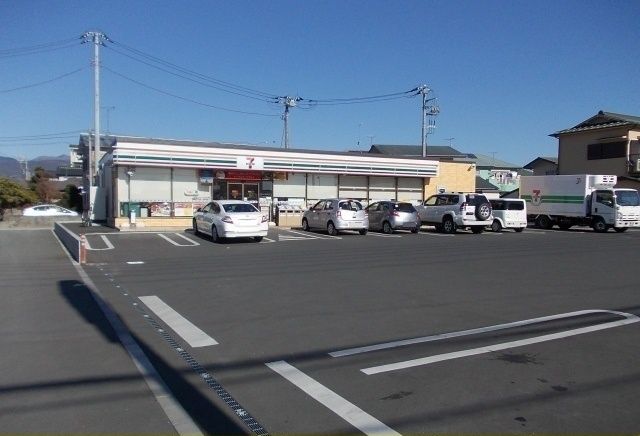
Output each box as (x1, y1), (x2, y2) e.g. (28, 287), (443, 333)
(551, 111), (640, 188)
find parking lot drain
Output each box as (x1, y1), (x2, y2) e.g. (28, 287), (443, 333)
(98, 266), (269, 436)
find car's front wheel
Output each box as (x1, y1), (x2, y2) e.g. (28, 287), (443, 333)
(592, 218), (608, 233)
(253, 236), (264, 242)
(192, 219), (199, 235)
(302, 218), (310, 231)
(359, 228), (368, 235)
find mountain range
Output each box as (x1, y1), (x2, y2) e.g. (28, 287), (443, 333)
(0, 155), (69, 180)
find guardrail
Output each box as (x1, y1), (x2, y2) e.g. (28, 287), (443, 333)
(54, 222), (86, 263)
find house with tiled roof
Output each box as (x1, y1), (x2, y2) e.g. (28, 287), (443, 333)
(523, 156), (558, 176)
(550, 111), (640, 189)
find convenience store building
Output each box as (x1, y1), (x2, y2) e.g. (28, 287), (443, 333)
(81, 135), (475, 229)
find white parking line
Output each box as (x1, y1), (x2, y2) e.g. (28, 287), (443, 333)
(84, 234), (115, 250)
(139, 296), (218, 348)
(158, 233), (200, 246)
(366, 232), (402, 238)
(332, 309), (635, 357)
(283, 229), (342, 240)
(360, 310), (640, 375)
(266, 360), (400, 436)
(416, 232), (454, 237)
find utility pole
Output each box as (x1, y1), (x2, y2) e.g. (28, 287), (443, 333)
(82, 31), (108, 222)
(278, 96), (301, 149)
(417, 85), (440, 158)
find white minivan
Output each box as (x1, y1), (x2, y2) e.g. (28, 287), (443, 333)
(488, 198), (527, 232)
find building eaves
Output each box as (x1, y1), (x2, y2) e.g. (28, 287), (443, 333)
(78, 134), (444, 163)
(550, 110), (640, 137)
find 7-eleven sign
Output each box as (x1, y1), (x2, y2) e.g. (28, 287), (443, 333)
(237, 156), (264, 170)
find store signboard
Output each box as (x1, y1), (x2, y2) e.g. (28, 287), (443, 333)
(214, 169), (263, 181)
(237, 156), (264, 170)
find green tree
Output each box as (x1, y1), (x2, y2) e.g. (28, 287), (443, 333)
(0, 177), (39, 210)
(59, 184), (83, 212)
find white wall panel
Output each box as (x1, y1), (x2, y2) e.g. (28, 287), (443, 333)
(172, 168), (199, 202)
(274, 173), (306, 198)
(307, 174), (338, 200)
(129, 167), (171, 201)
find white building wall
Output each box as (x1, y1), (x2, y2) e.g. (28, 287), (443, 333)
(130, 167), (171, 201)
(274, 173), (306, 199)
(369, 176), (396, 201)
(338, 175), (367, 200)
(307, 174), (338, 200)
(172, 168), (200, 202)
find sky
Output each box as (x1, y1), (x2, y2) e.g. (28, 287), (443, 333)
(1, 0), (639, 165)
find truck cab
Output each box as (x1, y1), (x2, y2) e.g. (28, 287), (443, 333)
(590, 189), (640, 232)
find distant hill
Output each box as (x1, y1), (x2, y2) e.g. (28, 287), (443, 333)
(0, 155), (69, 179)
(30, 155), (69, 172)
(0, 156), (22, 179)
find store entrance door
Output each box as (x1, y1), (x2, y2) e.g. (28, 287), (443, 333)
(228, 183), (260, 208)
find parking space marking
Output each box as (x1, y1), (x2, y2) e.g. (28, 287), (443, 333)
(416, 232), (454, 237)
(157, 233), (200, 246)
(281, 229), (342, 240)
(85, 234), (115, 250)
(366, 232), (402, 238)
(266, 360), (400, 436)
(332, 309), (636, 358)
(139, 296), (218, 348)
(359, 310), (640, 375)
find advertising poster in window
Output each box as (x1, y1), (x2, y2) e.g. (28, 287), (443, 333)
(174, 202), (193, 217)
(149, 202), (172, 216)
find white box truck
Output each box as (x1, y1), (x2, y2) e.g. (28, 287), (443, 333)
(520, 174), (640, 232)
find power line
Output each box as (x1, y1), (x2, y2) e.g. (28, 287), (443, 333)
(105, 45), (278, 103)
(0, 130), (83, 140)
(0, 37), (81, 59)
(107, 40), (279, 101)
(102, 66), (280, 117)
(0, 67), (85, 93)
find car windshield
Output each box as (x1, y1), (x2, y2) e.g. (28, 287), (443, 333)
(223, 203), (259, 213)
(615, 190), (640, 206)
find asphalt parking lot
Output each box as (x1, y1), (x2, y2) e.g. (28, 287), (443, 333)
(3, 225), (640, 434)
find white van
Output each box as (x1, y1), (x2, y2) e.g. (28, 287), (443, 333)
(488, 198), (527, 232)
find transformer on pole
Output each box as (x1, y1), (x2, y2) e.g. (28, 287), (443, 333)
(417, 85), (439, 158)
(278, 96), (302, 149)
